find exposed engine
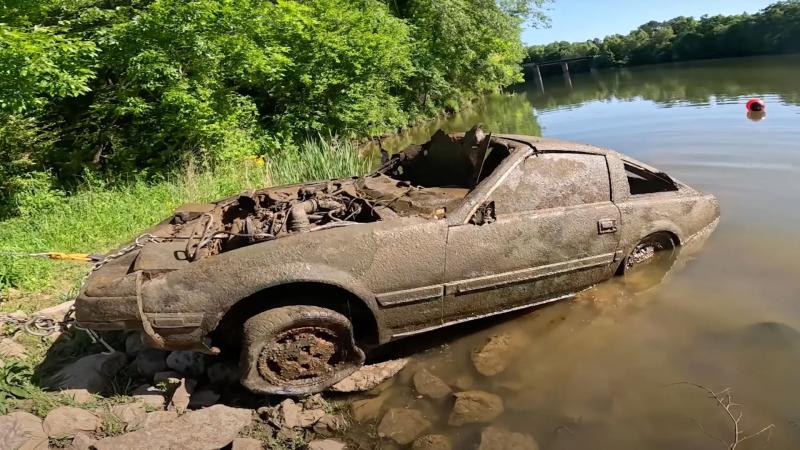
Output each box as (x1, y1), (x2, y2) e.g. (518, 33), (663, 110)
(173, 181), (380, 260)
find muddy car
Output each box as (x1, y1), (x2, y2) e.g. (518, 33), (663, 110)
(75, 126), (719, 395)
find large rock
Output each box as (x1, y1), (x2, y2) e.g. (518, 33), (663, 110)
(35, 300), (74, 320)
(0, 337), (27, 359)
(43, 406), (101, 438)
(377, 408), (432, 445)
(413, 368), (452, 399)
(134, 349), (169, 379)
(308, 439), (346, 450)
(231, 437), (264, 450)
(142, 411), (178, 428)
(70, 432), (98, 450)
(110, 403), (148, 431)
(92, 404), (252, 450)
(0, 411), (48, 450)
(471, 333), (521, 377)
(478, 426), (539, 450)
(132, 384), (166, 410)
(62, 388), (93, 404)
(448, 391), (504, 426)
(263, 398), (325, 429)
(330, 358), (409, 392)
(313, 414), (346, 436)
(47, 352), (127, 393)
(413, 434), (453, 450)
(166, 351), (206, 377)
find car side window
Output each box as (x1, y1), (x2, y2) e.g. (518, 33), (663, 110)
(624, 162), (678, 195)
(492, 153), (611, 214)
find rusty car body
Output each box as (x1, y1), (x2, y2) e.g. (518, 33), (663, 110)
(75, 126), (720, 395)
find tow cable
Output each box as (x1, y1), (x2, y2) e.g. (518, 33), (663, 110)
(0, 252), (105, 263)
(0, 234), (162, 351)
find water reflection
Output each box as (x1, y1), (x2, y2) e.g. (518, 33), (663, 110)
(516, 55), (800, 112)
(351, 55), (800, 449)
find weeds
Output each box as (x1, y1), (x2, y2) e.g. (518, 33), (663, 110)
(0, 359), (35, 414)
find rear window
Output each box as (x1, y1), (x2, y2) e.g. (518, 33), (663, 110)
(624, 163), (678, 195)
(493, 153), (611, 213)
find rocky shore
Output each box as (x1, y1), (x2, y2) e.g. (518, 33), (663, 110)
(1, 302), (537, 450)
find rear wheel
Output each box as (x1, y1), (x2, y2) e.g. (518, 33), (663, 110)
(622, 232), (677, 273)
(240, 305), (365, 395)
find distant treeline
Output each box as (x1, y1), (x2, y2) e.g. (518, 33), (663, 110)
(525, 1), (800, 72)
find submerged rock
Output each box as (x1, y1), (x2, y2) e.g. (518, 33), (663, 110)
(478, 426), (539, 450)
(377, 408), (432, 445)
(448, 391), (504, 426)
(471, 333), (521, 377)
(412, 434), (453, 450)
(330, 358), (409, 392)
(0, 411), (47, 450)
(351, 393), (389, 422)
(92, 405), (252, 450)
(43, 406), (100, 438)
(413, 368), (452, 399)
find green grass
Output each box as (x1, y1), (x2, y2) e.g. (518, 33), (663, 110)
(0, 138), (376, 313)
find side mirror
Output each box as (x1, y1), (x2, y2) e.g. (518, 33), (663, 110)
(470, 201), (496, 226)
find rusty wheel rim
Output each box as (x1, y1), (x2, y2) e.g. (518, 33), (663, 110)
(257, 326), (342, 388)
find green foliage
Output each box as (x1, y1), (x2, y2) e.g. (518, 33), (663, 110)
(0, 25), (97, 113)
(0, 360), (35, 414)
(526, 1), (800, 72)
(0, 0), (547, 192)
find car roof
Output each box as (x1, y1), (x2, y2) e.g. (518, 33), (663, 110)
(496, 134), (664, 174)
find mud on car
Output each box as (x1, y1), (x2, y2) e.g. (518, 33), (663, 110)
(75, 126), (720, 395)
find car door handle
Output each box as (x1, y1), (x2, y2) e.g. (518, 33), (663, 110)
(598, 219), (618, 234)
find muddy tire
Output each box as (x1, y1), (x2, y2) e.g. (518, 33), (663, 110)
(240, 305), (365, 395)
(622, 232), (677, 273)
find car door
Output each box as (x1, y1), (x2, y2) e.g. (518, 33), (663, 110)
(442, 151), (622, 323)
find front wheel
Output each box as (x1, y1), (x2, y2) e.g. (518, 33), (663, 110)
(240, 305), (365, 395)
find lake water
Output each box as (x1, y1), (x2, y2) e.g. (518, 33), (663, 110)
(356, 55), (800, 449)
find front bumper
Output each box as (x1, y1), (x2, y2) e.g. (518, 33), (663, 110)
(74, 253), (143, 331)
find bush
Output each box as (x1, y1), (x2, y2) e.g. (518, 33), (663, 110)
(0, 0), (547, 184)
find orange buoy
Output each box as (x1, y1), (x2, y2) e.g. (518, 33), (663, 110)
(746, 98), (765, 112)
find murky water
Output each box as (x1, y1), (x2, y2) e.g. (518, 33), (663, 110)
(359, 55), (800, 449)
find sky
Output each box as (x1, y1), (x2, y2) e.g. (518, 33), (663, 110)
(523, 0), (776, 45)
